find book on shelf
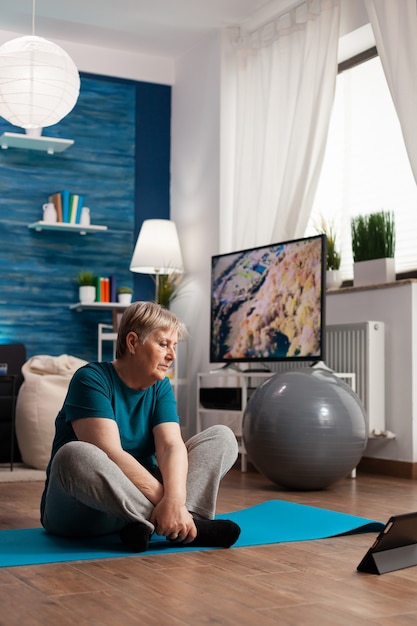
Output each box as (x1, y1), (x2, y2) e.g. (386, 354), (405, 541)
(48, 192), (63, 222)
(69, 194), (85, 224)
(75, 194), (84, 224)
(69, 194), (78, 224)
(60, 190), (71, 223)
(100, 277), (110, 302)
(95, 276), (111, 302)
(49, 190), (85, 224)
(110, 275), (117, 303)
(95, 275), (101, 302)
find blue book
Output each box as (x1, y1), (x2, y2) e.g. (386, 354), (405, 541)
(75, 194), (84, 224)
(60, 190), (70, 223)
(110, 275), (117, 302)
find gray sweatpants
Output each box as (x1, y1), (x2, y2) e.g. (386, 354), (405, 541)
(41, 425), (238, 538)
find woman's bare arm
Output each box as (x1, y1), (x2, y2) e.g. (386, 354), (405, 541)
(151, 421), (197, 543)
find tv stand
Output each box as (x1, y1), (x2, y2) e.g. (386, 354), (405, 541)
(311, 360), (333, 371)
(197, 366), (357, 473)
(197, 370), (274, 471)
(209, 362), (244, 374)
(212, 359), (330, 374)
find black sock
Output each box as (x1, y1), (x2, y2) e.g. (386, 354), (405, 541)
(120, 522), (152, 552)
(189, 518), (241, 548)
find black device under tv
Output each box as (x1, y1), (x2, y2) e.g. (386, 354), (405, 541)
(209, 234), (326, 367)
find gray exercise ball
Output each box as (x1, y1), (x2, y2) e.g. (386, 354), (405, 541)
(242, 368), (367, 490)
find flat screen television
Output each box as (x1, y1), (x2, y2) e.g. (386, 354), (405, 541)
(210, 234), (326, 366)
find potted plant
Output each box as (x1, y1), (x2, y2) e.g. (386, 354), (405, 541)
(117, 286), (133, 305)
(351, 210), (396, 287)
(77, 271), (96, 303)
(153, 272), (185, 308)
(316, 217), (342, 289)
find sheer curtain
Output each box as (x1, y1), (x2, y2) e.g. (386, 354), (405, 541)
(364, 0), (417, 184)
(220, 0), (340, 252)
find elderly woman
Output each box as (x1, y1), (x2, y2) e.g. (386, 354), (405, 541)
(40, 301), (240, 552)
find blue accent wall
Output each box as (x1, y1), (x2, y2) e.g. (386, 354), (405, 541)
(0, 74), (171, 362)
(133, 82), (172, 299)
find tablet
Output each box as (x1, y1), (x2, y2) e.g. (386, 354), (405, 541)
(357, 511), (417, 574)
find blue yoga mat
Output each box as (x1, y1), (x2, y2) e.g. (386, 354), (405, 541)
(0, 499), (384, 567)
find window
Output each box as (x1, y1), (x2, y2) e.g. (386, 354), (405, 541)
(305, 53), (417, 279)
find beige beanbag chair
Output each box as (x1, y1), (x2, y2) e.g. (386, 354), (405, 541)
(15, 354), (87, 470)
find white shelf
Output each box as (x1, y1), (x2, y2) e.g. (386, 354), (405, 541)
(70, 302), (128, 312)
(28, 221), (108, 235)
(0, 132), (73, 154)
(198, 407), (243, 415)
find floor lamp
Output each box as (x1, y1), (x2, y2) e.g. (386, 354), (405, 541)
(129, 219), (184, 302)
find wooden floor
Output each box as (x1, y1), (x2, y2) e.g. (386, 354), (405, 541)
(2, 466), (417, 625)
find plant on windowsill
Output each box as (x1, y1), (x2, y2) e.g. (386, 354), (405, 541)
(77, 271), (96, 304)
(315, 216), (342, 289)
(351, 210), (396, 287)
(117, 286), (133, 305)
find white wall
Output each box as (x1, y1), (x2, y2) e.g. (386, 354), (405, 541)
(327, 282), (417, 464)
(339, 0), (369, 37)
(170, 32), (222, 435)
(0, 29), (175, 85)
(169, 0), (376, 435)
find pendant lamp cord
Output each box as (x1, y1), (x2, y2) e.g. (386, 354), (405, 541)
(32, 0), (36, 36)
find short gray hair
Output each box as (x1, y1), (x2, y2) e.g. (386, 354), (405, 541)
(116, 301), (187, 358)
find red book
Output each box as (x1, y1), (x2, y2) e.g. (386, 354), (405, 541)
(104, 278), (110, 302)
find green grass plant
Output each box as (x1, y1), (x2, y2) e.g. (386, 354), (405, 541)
(351, 211), (395, 262)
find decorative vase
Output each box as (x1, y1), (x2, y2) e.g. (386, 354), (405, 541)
(80, 207), (91, 226)
(79, 285), (96, 303)
(353, 258), (396, 287)
(326, 269), (343, 290)
(42, 202), (57, 223)
(118, 293), (132, 305)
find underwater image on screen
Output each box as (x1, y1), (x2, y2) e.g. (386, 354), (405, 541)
(210, 236), (324, 363)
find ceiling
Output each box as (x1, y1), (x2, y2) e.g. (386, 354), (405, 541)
(1, 0), (289, 59)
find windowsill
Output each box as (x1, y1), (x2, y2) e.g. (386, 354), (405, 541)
(327, 277), (417, 295)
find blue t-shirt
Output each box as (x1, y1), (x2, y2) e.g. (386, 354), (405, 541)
(48, 361), (179, 472)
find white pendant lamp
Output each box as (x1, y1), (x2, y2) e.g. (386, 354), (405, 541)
(0, 2), (80, 130)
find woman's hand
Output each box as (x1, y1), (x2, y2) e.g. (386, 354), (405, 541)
(150, 497), (197, 544)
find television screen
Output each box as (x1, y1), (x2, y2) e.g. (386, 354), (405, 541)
(210, 234), (326, 365)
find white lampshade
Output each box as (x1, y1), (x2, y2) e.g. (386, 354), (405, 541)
(130, 219), (184, 275)
(0, 35), (80, 129)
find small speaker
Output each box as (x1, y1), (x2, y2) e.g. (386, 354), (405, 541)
(199, 387), (241, 410)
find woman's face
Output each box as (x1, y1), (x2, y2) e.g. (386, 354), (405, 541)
(132, 328), (178, 384)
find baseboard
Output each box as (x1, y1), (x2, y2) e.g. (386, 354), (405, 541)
(358, 457), (417, 480)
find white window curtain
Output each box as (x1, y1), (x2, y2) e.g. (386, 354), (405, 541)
(364, 0), (417, 184)
(220, 0), (340, 253)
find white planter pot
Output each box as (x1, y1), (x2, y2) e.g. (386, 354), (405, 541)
(79, 285), (96, 303)
(118, 293), (132, 305)
(326, 269), (343, 290)
(353, 258), (396, 287)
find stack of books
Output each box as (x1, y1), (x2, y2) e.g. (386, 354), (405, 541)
(48, 190), (84, 224)
(95, 276), (117, 303)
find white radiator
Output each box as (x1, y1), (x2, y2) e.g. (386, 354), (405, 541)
(267, 321), (385, 436)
